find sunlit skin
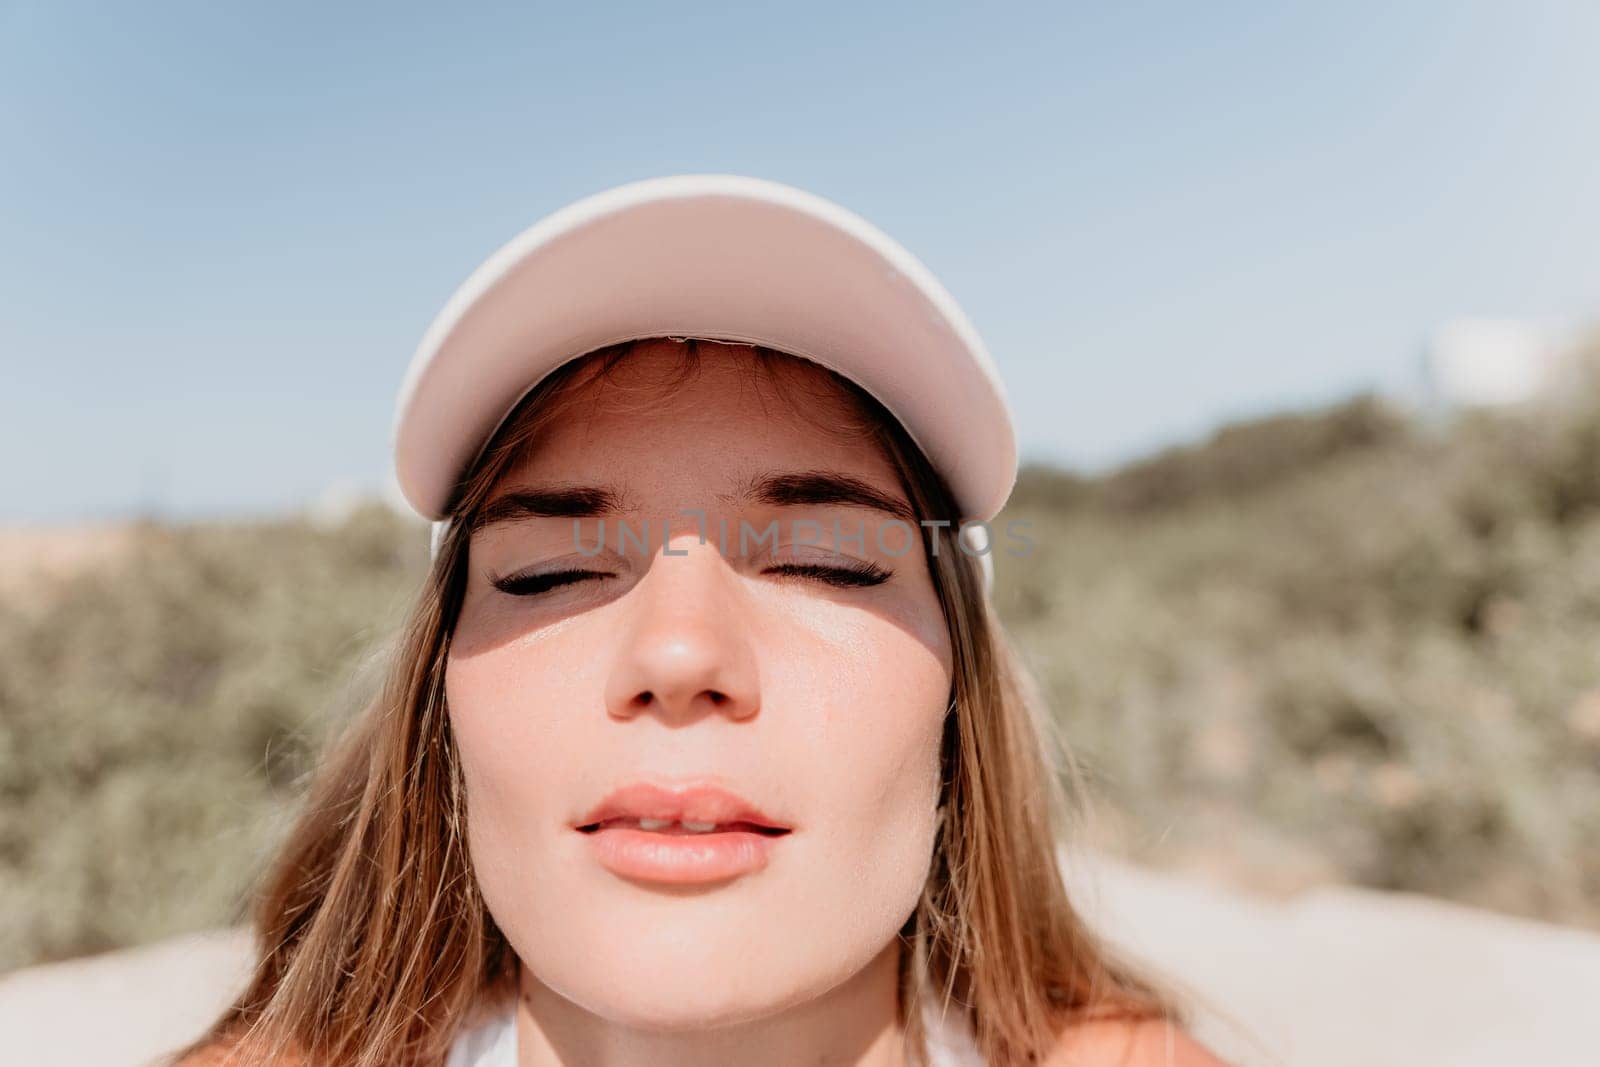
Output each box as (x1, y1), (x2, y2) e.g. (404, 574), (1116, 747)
(446, 339), (954, 1067)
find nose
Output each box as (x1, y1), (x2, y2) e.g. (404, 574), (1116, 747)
(603, 527), (761, 724)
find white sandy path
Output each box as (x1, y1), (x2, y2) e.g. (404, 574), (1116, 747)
(2, 851), (1597, 1066)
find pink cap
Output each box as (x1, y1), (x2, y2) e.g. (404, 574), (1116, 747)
(391, 174), (1016, 589)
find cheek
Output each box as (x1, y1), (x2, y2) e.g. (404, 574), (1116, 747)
(788, 619), (950, 925)
(444, 635), (587, 896)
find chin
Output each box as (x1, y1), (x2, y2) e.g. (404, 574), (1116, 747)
(522, 906), (875, 1031)
(496, 836), (936, 1030)
(585, 981), (799, 1032)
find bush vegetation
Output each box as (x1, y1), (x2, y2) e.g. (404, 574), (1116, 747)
(3, 367), (1599, 972)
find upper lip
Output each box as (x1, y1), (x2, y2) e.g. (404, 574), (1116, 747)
(575, 781), (792, 832)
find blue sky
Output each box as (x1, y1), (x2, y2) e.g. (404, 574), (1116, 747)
(3, 2), (1598, 522)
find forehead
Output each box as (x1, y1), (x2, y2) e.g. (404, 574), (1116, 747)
(501, 340), (902, 492)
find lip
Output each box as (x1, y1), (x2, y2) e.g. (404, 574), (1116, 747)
(574, 781), (793, 885)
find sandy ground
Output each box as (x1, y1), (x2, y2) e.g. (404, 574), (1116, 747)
(0, 522), (140, 603)
(2, 850), (1596, 1066)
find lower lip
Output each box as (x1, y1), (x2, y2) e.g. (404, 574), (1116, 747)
(581, 827), (786, 885)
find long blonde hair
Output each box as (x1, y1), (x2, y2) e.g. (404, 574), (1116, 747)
(174, 339), (1178, 1066)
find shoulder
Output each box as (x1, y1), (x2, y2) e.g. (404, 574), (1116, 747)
(1043, 1016), (1232, 1067)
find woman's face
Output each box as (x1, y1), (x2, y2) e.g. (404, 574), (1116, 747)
(447, 339), (954, 1028)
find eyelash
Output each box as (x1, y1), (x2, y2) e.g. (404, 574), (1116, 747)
(491, 569), (613, 597)
(764, 560), (891, 588)
(490, 560), (892, 597)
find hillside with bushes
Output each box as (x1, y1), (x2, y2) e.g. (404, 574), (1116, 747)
(3, 363), (1599, 972)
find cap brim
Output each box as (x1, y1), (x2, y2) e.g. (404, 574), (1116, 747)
(393, 174), (1015, 521)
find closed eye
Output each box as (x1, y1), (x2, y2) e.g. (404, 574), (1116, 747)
(764, 561), (891, 588)
(492, 569), (613, 597)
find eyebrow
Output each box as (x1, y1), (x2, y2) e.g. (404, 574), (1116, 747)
(475, 485), (629, 531)
(474, 469), (916, 533)
(729, 470), (918, 525)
